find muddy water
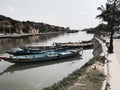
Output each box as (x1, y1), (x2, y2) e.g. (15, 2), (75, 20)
(0, 31), (93, 90)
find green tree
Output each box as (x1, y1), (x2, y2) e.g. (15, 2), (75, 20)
(14, 23), (24, 34)
(97, 3), (120, 32)
(0, 20), (12, 34)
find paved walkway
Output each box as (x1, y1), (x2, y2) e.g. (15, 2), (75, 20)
(97, 36), (120, 90)
(108, 39), (120, 90)
(95, 36), (120, 90)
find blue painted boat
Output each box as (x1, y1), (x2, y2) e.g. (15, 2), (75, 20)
(6, 45), (67, 56)
(6, 49), (41, 55)
(6, 49), (48, 56)
(0, 49), (81, 63)
(6, 45), (72, 56)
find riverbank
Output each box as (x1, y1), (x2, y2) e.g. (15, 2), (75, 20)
(43, 56), (106, 90)
(0, 32), (62, 39)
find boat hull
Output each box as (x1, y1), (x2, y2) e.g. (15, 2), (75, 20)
(0, 49), (81, 63)
(54, 42), (93, 49)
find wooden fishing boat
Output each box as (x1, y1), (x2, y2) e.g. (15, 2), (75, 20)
(0, 55), (81, 75)
(6, 46), (67, 56)
(6, 48), (55, 56)
(54, 41), (93, 49)
(20, 45), (55, 50)
(19, 40), (93, 51)
(0, 49), (81, 63)
(6, 49), (43, 56)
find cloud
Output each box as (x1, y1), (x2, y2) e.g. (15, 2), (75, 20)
(4, 6), (16, 13)
(0, 5), (16, 14)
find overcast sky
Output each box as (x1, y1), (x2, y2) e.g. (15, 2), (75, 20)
(0, 0), (106, 29)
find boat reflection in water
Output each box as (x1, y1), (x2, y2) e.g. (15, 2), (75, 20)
(0, 54), (82, 76)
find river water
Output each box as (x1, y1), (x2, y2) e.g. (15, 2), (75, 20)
(0, 31), (93, 90)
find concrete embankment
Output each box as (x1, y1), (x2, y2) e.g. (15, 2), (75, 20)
(92, 36), (108, 90)
(92, 36), (103, 56)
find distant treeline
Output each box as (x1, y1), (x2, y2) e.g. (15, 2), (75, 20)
(0, 15), (71, 34)
(82, 23), (119, 36)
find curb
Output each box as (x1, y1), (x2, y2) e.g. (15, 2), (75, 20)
(94, 36), (108, 90)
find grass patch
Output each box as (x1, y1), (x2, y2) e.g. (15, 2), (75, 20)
(77, 69), (105, 90)
(87, 70), (105, 83)
(43, 56), (106, 90)
(84, 56), (105, 67)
